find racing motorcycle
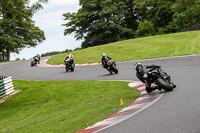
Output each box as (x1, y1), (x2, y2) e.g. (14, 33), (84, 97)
(134, 63), (176, 92)
(31, 59), (37, 67)
(104, 59), (118, 74)
(64, 59), (75, 72)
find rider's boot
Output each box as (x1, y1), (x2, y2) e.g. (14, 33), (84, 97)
(173, 84), (176, 88)
(146, 86), (159, 93)
(114, 61), (116, 66)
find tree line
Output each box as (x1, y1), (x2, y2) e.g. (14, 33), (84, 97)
(1, 0), (200, 61)
(41, 47), (82, 57)
(63, 0), (200, 48)
(0, 0), (47, 61)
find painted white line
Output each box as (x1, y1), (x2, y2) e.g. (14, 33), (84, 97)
(77, 81), (164, 133)
(135, 96), (150, 102)
(121, 103), (147, 112)
(95, 92), (163, 133)
(140, 91), (147, 95)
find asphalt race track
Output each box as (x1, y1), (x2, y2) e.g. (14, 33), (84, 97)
(1, 55), (200, 133)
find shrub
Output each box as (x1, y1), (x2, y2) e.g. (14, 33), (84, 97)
(135, 20), (155, 37)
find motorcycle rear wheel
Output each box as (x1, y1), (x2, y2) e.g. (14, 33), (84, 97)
(156, 78), (174, 91)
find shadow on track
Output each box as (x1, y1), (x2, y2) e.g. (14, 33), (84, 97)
(97, 73), (117, 77)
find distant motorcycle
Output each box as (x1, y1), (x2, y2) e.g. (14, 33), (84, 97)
(31, 59), (37, 67)
(104, 59), (118, 74)
(134, 63), (176, 92)
(64, 59), (75, 72)
(31, 56), (40, 67)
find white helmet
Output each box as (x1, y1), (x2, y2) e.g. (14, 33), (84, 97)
(134, 63), (141, 70)
(102, 53), (106, 57)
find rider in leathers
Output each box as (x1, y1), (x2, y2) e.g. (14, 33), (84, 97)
(101, 53), (112, 69)
(134, 63), (161, 93)
(33, 55), (40, 64)
(64, 53), (74, 65)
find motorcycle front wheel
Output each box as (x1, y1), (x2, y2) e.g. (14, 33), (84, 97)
(111, 65), (118, 74)
(156, 78), (174, 91)
(65, 65), (69, 72)
(71, 64), (74, 72)
(31, 61), (35, 67)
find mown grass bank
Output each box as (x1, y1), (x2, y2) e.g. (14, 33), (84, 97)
(48, 31), (200, 65)
(0, 80), (139, 133)
(0, 61), (13, 64)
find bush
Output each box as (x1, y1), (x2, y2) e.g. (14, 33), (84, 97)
(135, 20), (155, 37)
(15, 58), (21, 61)
(41, 49), (72, 57)
(157, 23), (177, 34)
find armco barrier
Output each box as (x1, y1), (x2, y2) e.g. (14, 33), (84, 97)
(181, 24), (200, 32)
(0, 76), (14, 99)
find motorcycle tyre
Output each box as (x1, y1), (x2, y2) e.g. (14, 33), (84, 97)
(156, 78), (174, 91)
(136, 73), (146, 83)
(71, 65), (74, 72)
(65, 65), (69, 72)
(111, 65), (118, 74)
(31, 61), (35, 67)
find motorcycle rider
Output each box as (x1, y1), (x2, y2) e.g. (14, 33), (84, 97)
(33, 55), (40, 64)
(134, 63), (162, 93)
(101, 53), (112, 69)
(64, 53), (74, 65)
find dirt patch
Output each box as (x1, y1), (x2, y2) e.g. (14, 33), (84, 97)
(0, 90), (21, 104)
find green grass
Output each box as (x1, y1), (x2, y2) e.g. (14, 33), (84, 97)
(48, 31), (200, 65)
(0, 80), (139, 133)
(0, 61), (13, 64)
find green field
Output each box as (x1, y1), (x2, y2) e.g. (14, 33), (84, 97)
(0, 80), (139, 133)
(47, 31), (200, 65)
(0, 61), (13, 64)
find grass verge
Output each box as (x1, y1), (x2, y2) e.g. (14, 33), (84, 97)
(47, 31), (200, 65)
(0, 61), (13, 64)
(0, 80), (139, 133)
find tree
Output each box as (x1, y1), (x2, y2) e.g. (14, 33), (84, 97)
(31, 0), (48, 13)
(135, 0), (175, 34)
(0, 0), (47, 61)
(135, 20), (155, 37)
(63, 0), (200, 47)
(171, 0), (200, 31)
(63, 0), (138, 48)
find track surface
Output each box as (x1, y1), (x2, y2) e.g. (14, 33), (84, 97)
(1, 55), (200, 133)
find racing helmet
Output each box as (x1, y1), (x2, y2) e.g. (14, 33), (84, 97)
(102, 53), (106, 57)
(134, 63), (142, 72)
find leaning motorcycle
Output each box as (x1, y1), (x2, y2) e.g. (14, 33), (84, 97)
(135, 64), (176, 92)
(31, 59), (37, 67)
(104, 59), (118, 74)
(64, 59), (75, 72)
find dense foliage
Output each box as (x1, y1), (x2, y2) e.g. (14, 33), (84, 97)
(63, 0), (200, 48)
(171, 0), (200, 31)
(63, 0), (138, 48)
(0, 0), (47, 61)
(41, 47), (82, 57)
(41, 49), (72, 57)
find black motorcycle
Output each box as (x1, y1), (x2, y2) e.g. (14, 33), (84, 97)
(104, 59), (118, 74)
(31, 59), (37, 67)
(134, 63), (176, 92)
(64, 59), (75, 72)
